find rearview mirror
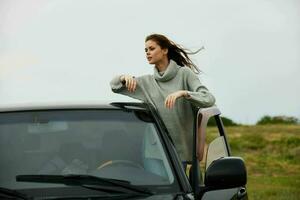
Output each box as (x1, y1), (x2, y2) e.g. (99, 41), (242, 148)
(205, 157), (247, 189)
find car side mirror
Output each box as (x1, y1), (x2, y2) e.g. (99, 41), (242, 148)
(205, 157), (247, 189)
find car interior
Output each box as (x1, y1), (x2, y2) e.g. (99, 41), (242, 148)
(0, 116), (173, 187)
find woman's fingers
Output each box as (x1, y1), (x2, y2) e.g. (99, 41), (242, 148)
(170, 96), (176, 109)
(164, 97), (169, 108)
(164, 91), (187, 109)
(166, 95), (172, 108)
(166, 96), (172, 109)
(165, 95), (177, 109)
(127, 78), (132, 91)
(128, 78), (133, 92)
(129, 78), (136, 92)
(132, 79), (137, 91)
(125, 77), (130, 90)
(125, 76), (137, 92)
(171, 96), (176, 108)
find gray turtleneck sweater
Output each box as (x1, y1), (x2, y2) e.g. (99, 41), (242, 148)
(110, 60), (215, 161)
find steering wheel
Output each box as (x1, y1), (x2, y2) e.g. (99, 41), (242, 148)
(97, 160), (144, 170)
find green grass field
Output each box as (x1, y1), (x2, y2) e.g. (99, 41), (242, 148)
(207, 125), (300, 200)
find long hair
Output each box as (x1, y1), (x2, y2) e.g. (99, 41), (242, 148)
(145, 34), (203, 74)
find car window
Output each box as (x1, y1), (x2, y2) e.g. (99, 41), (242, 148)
(205, 136), (228, 170)
(198, 118), (230, 184)
(0, 109), (175, 190)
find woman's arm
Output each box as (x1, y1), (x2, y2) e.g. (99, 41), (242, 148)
(185, 70), (215, 108)
(110, 75), (146, 101)
(164, 69), (215, 109)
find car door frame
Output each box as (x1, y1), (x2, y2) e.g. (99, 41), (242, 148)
(191, 106), (247, 200)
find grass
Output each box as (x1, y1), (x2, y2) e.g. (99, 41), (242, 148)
(206, 125), (300, 200)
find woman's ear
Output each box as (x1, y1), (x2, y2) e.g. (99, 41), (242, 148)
(162, 48), (168, 55)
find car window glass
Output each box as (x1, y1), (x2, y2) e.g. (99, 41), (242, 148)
(205, 136), (228, 170)
(0, 110), (175, 190)
(199, 120), (230, 183)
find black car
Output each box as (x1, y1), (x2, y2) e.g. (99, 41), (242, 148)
(0, 102), (247, 199)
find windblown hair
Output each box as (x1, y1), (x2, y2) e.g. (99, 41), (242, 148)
(145, 34), (203, 74)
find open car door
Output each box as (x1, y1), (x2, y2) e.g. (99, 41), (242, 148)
(190, 107), (248, 200)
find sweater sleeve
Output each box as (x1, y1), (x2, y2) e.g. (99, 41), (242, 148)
(185, 70), (216, 108)
(110, 75), (147, 102)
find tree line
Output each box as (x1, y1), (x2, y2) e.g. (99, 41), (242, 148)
(207, 115), (299, 126)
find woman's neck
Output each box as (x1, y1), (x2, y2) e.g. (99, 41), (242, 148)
(155, 58), (169, 72)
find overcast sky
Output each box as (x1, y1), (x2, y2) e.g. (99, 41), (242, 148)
(0, 0), (299, 124)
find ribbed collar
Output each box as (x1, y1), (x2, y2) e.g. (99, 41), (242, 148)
(153, 60), (180, 82)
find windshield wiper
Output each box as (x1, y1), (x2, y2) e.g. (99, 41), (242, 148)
(16, 174), (153, 196)
(0, 187), (31, 200)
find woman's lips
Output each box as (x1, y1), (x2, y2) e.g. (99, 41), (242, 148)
(147, 57), (152, 61)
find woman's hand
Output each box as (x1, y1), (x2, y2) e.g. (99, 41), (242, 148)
(165, 90), (189, 109)
(120, 75), (137, 92)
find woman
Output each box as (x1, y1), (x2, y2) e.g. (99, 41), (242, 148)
(110, 34), (215, 162)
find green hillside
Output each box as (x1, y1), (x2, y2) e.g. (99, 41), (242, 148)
(207, 125), (300, 200)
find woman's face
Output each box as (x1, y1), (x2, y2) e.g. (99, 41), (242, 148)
(145, 40), (168, 65)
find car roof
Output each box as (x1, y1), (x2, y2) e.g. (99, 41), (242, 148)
(0, 101), (148, 112)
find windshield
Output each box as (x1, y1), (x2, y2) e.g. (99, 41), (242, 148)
(0, 109), (176, 191)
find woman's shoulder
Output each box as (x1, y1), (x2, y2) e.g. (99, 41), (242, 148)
(178, 66), (197, 77)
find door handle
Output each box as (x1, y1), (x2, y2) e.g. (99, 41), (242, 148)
(237, 187), (247, 199)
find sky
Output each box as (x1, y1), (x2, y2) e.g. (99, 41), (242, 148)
(0, 0), (299, 124)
